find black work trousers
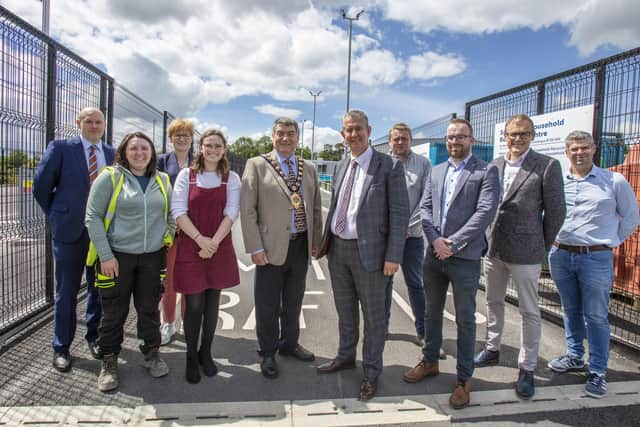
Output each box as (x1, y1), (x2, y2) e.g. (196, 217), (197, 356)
(97, 249), (165, 355)
(254, 234), (308, 356)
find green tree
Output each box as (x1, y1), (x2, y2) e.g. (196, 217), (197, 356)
(229, 136), (272, 158)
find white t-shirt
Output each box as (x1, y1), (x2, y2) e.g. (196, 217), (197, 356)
(170, 168), (241, 221)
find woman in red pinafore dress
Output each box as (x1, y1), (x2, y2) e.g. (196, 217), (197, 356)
(171, 129), (240, 384)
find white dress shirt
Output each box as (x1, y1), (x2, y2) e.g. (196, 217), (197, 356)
(331, 146), (373, 239)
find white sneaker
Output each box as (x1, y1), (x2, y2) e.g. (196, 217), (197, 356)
(160, 322), (175, 346)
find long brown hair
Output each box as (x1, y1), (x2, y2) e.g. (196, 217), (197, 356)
(191, 129), (230, 176)
(115, 132), (157, 176)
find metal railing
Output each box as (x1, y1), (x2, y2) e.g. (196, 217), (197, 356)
(0, 5), (247, 340)
(466, 47), (640, 350)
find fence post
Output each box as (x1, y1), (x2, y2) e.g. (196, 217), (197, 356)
(592, 63), (606, 163)
(44, 43), (57, 303)
(106, 80), (114, 146)
(162, 111), (168, 154)
(536, 81), (545, 115)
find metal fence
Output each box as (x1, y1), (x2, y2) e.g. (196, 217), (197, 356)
(0, 5), (247, 340)
(466, 47), (640, 350)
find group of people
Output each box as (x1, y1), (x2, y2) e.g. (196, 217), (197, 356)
(32, 107), (639, 409)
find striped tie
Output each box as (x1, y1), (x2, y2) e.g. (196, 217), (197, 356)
(88, 145), (98, 184)
(334, 159), (358, 234)
(285, 159), (306, 231)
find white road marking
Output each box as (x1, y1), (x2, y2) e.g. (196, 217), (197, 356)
(299, 304), (318, 328)
(304, 290), (324, 295)
(320, 187), (331, 195)
(219, 291), (240, 330)
(392, 290), (486, 325)
(322, 206), (329, 212)
(311, 260), (326, 280)
(237, 260), (255, 271)
(242, 308), (256, 330)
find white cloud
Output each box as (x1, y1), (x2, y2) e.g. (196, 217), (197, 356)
(352, 49), (405, 86)
(254, 104), (303, 119)
(377, 0), (638, 56)
(407, 51), (466, 80)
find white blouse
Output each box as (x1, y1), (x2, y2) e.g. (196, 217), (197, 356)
(171, 168), (241, 221)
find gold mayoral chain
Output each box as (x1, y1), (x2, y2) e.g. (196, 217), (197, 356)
(263, 153), (304, 209)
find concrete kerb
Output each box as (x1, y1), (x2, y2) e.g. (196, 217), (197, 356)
(2, 381), (639, 426)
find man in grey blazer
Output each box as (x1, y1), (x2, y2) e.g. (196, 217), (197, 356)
(403, 118), (499, 410)
(317, 110), (409, 401)
(474, 114), (565, 399)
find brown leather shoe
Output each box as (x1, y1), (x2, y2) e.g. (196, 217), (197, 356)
(358, 378), (378, 401)
(449, 380), (471, 409)
(316, 358), (356, 374)
(402, 360), (439, 383)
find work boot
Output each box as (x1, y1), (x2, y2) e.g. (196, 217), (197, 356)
(98, 353), (118, 392)
(143, 347), (169, 378)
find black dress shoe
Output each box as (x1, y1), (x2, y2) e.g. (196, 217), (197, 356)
(260, 356), (279, 379)
(359, 377), (378, 401)
(316, 358), (356, 374)
(87, 341), (103, 360)
(279, 345), (315, 362)
(52, 352), (71, 372)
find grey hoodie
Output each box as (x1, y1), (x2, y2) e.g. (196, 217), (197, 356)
(86, 165), (176, 262)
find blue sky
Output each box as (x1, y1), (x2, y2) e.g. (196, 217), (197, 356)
(1, 0), (638, 150)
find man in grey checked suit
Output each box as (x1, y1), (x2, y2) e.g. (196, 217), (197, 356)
(403, 118), (499, 410)
(317, 110), (409, 401)
(474, 114), (565, 399)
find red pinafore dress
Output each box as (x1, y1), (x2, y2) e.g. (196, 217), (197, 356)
(173, 170), (240, 294)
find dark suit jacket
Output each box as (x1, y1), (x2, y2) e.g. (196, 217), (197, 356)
(157, 151), (193, 185)
(33, 136), (115, 243)
(421, 155), (500, 260)
(487, 149), (566, 264)
(319, 149), (410, 272)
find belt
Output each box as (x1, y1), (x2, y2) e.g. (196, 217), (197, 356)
(553, 241), (611, 254)
(290, 231), (307, 240)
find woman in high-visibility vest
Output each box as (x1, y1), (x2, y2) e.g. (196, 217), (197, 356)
(171, 129), (240, 384)
(85, 131), (175, 392)
(157, 118), (194, 346)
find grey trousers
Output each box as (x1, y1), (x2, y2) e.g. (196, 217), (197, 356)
(328, 237), (388, 380)
(484, 256), (542, 371)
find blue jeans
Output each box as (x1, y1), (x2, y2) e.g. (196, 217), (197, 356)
(385, 237), (426, 336)
(423, 251), (480, 382)
(548, 246), (614, 375)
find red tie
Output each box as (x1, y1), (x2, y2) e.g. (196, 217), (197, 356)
(334, 160), (358, 234)
(88, 145), (98, 184)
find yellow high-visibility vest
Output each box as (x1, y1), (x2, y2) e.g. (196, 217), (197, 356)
(86, 166), (173, 274)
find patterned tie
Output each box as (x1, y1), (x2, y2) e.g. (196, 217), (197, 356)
(334, 159), (358, 234)
(285, 159), (306, 232)
(88, 145), (98, 185)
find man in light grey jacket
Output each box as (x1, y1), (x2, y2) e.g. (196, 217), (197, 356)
(474, 114), (566, 400)
(383, 123), (431, 346)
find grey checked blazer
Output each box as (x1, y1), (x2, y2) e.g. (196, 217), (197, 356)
(487, 149), (565, 264)
(421, 155), (500, 260)
(318, 149), (409, 272)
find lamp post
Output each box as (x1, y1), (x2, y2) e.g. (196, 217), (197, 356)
(340, 9), (364, 113)
(300, 119), (307, 158)
(308, 90), (321, 161)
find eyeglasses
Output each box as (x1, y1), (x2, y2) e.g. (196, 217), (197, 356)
(505, 131), (532, 139)
(172, 134), (192, 140)
(446, 135), (470, 142)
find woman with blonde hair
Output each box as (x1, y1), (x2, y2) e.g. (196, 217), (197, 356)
(158, 118), (194, 345)
(171, 129), (240, 383)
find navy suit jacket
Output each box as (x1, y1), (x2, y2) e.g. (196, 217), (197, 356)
(421, 155), (500, 260)
(157, 151), (193, 185)
(33, 136), (115, 243)
(319, 149), (409, 272)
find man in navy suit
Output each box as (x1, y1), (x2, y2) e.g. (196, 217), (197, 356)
(33, 107), (115, 372)
(402, 118), (499, 409)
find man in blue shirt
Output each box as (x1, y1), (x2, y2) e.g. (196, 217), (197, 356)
(548, 130), (639, 398)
